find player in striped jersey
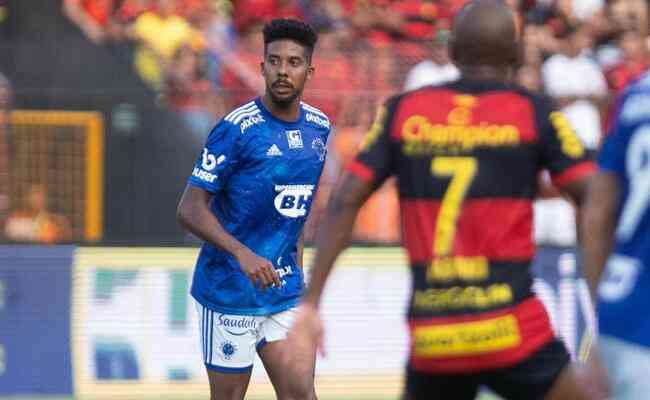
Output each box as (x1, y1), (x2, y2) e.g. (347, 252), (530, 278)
(177, 19), (328, 400)
(288, 1), (608, 399)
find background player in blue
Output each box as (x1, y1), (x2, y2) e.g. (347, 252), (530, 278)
(176, 19), (329, 400)
(582, 71), (650, 399)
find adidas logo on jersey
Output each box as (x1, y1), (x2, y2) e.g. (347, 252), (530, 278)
(266, 144), (283, 157)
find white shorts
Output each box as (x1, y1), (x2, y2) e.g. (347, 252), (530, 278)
(195, 301), (296, 373)
(600, 335), (650, 400)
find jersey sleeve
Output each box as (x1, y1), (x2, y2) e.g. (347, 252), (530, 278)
(346, 97), (398, 186)
(187, 119), (242, 193)
(536, 98), (596, 187)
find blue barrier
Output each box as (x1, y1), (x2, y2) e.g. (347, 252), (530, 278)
(0, 246), (74, 395)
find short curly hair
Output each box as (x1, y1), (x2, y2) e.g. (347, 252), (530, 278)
(263, 18), (318, 61)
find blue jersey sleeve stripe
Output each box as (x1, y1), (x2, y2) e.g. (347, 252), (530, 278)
(225, 106), (257, 123)
(232, 108), (262, 124)
(301, 103), (328, 118)
(228, 106), (259, 123)
(224, 101), (257, 122)
(224, 101), (256, 121)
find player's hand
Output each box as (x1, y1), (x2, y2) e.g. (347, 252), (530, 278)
(235, 248), (281, 288)
(287, 302), (325, 357)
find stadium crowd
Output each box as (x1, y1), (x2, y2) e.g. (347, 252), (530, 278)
(55, 0), (649, 245)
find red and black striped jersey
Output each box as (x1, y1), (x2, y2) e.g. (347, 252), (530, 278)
(347, 79), (595, 373)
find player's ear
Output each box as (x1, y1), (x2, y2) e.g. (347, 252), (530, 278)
(306, 65), (315, 81)
(260, 61), (265, 76)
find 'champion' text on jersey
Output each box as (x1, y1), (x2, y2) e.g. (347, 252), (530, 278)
(187, 98), (331, 316)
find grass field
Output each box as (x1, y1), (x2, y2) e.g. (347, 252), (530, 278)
(0, 396), (501, 400)
(0, 394), (503, 400)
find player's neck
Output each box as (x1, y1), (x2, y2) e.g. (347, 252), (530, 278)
(261, 94), (301, 122)
(459, 65), (511, 83)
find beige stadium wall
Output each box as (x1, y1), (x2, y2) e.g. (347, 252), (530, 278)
(0, 245), (593, 399)
(71, 247), (408, 400)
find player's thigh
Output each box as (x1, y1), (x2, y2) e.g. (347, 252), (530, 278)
(484, 339), (574, 400)
(195, 302), (259, 399)
(206, 369), (252, 400)
(600, 335), (650, 400)
(258, 308), (317, 400)
(403, 365), (480, 400)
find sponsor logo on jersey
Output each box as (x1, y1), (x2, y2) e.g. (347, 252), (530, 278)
(412, 315), (521, 357)
(286, 130), (303, 149)
(217, 315), (258, 336)
(312, 138), (326, 161)
(275, 265), (293, 279)
(240, 114), (265, 133)
(217, 315), (257, 329)
(274, 184), (314, 218)
(274, 265), (294, 287)
(306, 112), (330, 128)
(266, 144), (283, 157)
(202, 148), (218, 170)
(192, 167), (217, 183)
(401, 96), (522, 155)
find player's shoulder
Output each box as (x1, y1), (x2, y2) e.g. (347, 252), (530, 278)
(300, 101), (331, 130)
(397, 80), (551, 109)
(220, 100), (267, 134)
(511, 84), (555, 111)
(615, 70), (650, 126)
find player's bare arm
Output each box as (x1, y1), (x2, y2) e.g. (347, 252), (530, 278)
(303, 173), (374, 306)
(297, 229), (305, 270)
(177, 184), (281, 288)
(580, 172), (619, 299)
(290, 173), (374, 356)
(558, 176), (590, 207)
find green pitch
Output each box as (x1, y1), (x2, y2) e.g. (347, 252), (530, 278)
(0, 394), (503, 400)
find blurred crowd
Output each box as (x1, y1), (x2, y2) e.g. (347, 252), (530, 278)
(47, 0), (649, 244)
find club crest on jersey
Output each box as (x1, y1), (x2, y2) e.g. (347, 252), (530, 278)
(274, 184), (314, 218)
(312, 138), (326, 161)
(221, 341), (237, 360)
(286, 130), (303, 149)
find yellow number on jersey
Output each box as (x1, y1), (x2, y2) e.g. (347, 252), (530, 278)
(431, 157), (477, 256)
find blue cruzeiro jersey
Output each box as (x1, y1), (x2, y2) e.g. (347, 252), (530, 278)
(188, 97), (331, 315)
(598, 71), (650, 347)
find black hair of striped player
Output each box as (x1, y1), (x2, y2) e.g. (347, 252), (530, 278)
(263, 19), (318, 62)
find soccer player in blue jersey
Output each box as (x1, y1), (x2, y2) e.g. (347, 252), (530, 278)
(582, 71), (650, 399)
(176, 19), (329, 400)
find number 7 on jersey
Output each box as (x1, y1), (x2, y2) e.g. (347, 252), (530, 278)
(431, 157), (478, 256)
